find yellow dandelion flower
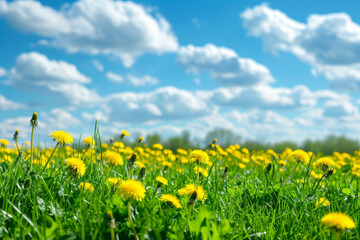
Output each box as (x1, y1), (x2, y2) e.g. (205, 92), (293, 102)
(314, 157), (336, 172)
(79, 182), (94, 192)
(160, 194), (182, 208)
(238, 163), (246, 169)
(0, 139), (10, 146)
(315, 197), (330, 207)
(177, 148), (188, 155)
(156, 176), (168, 185)
(49, 130), (73, 144)
(104, 151), (123, 166)
(135, 160), (145, 169)
(289, 150), (310, 165)
(321, 212), (355, 230)
(193, 166), (209, 177)
(118, 179), (146, 201)
(178, 184), (206, 201)
(189, 150), (209, 165)
(83, 137), (95, 146)
(113, 141), (125, 149)
(121, 130), (130, 136)
(152, 143), (163, 150)
(138, 136), (144, 143)
(278, 160), (287, 166)
(107, 177), (122, 186)
(101, 143), (108, 149)
(311, 170), (323, 180)
(65, 157), (86, 177)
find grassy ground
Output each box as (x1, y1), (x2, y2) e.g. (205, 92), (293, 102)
(0, 122), (359, 239)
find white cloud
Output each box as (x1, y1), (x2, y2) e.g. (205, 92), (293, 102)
(0, 67), (6, 77)
(127, 74), (159, 86)
(82, 111), (109, 123)
(0, 94), (26, 110)
(42, 108), (82, 130)
(106, 72), (158, 86)
(103, 86), (212, 123)
(178, 44), (274, 86)
(241, 4), (360, 90)
(0, 116), (31, 141)
(0, 109), (81, 144)
(204, 85), (316, 109)
(5, 52), (100, 106)
(227, 110), (297, 141)
(323, 100), (359, 118)
(106, 72), (124, 83)
(91, 59), (104, 72)
(0, 0), (178, 67)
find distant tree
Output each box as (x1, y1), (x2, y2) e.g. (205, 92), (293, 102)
(271, 141), (298, 153)
(163, 131), (196, 151)
(145, 133), (162, 146)
(303, 135), (359, 155)
(242, 141), (266, 151)
(204, 128), (242, 147)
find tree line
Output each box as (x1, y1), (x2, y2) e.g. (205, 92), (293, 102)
(114, 128), (359, 155)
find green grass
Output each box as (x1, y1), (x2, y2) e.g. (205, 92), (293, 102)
(0, 133), (359, 239)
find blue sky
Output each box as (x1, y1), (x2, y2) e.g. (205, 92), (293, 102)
(1, 0), (360, 144)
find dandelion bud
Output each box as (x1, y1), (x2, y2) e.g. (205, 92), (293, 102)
(138, 136), (144, 143)
(187, 191), (197, 206)
(138, 167), (146, 179)
(107, 211), (116, 229)
(325, 169), (334, 178)
(110, 138), (114, 144)
(30, 112), (38, 128)
(223, 166), (229, 178)
(128, 153), (137, 167)
(280, 177), (283, 184)
(13, 129), (19, 141)
(265, 163), (272, 173)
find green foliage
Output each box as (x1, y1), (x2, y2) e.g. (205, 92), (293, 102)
(303, 135), (359, 155)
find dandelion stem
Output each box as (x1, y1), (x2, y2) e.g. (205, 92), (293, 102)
(30, 124), (35, 172)
(312, 173), (326, 195)
(128, 201), (139, 240)
(42, 142), (60, 173)
(283, 162), (299, 185)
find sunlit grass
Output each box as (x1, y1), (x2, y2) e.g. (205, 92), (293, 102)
(0, 114), (359, 239)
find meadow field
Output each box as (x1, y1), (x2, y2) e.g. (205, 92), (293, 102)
(0, 113), (359, 240)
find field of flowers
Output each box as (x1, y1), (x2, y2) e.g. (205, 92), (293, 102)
(0, 113), (359, 239)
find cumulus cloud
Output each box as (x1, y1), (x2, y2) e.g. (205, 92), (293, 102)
(5, 52), (100, 106)
(106, 72), (124, 83)
(241, 4), (360, 90)
(323, 100), (359, 118)
(0, 109), (81, 144)
(103, 86), (212, 123)
(82, 111), (109, 123)
(106, 72), (158, 86)
(0, 67), (6, 77)
(127, 74), (159, 86)
(0, 0), (178, 67)
(178, 44), (274, 86)
(91, 60), (104, 72)
(0, 94), (26, 110)
(42, 108), (82, 130)
(202, 85), (316, 109)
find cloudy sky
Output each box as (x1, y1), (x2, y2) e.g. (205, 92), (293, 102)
(1, 0), (360, 144)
